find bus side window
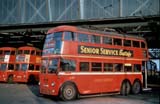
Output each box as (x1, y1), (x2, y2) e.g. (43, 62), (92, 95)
(64, 32), (75, 41)
(114, 63), (123, 72)
(91, 35), (100, 43)
(91, 63), (102, 71)
(103, 36), (112, 45)
(24, 50), (30, 54)
(29, 64), (34, 70)
(31, 50), (35, 55)
(8, 64), (14, 70)
(124, 64), (132, 72)
(78, 33), (89, 43)
(80, 62), (89, 71)
(134, 64), (141, 72)
(141, 42), (146, 48)
(36, 65), (40, 71)
(11, 51), (15, 55)
(0, 50), (2, 55)
(113, 38), (122, 46)
(60, 59), (76, 71)
(124, 39), (131, 47)
(104, 63), (113, 72)
(133, 41), (140, 48)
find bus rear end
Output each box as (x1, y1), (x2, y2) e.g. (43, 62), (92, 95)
(13, 46), (41, 83)
(0, 47), (16, 83)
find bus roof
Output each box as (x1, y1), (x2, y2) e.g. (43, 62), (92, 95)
(0, 47), (16, 50)
(47, 25), (145, 41)
(18, 46), (41, 51)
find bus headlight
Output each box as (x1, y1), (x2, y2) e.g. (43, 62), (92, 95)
(51, 82), (55, 87)
(38, 82), (40, 85)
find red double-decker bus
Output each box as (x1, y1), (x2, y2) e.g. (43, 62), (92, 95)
(14, 46), (41, 83)
(0, 47), (16, 83)
(39, 25), (149, 100)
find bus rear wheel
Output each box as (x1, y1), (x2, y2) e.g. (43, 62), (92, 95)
(7, 75), (13, 84)
(60, 83), (77, 101)
(132, 81), (141, 94)
(120, 81), (131, 96)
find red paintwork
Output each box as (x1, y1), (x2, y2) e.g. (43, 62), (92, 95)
(40, 25), (149, 96)
(0, 47), (16, 82)
(13, 46), (41, 83)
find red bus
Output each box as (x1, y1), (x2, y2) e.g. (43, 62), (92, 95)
(39, 25), (149, 100)
(0, 47), (16, 83)
(13, 46), (41, 83)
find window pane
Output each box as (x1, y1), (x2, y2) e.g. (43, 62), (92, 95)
(104, 63), (113, 71)
(36, 65), (40, 71)
(103, 37), (112, 45)
(64, 32), (75, 41)
(8, 64), (14, 70)
(29, 64), (34, 70)
(60, 59), (76, 71)
(91, 35), (100, 43)
(113, 38), (122, 46)
(22, 64), (28, 71)
(124, 40), (131, 46)
(91, 63), (102, 71)
(18, 50), (22, 54)
(80, 62), (89, 71)
(133, 41), (140, 47)
(124, 66), (132, 72)
(0, 50), (2, 55)
(31, 50), (35, 55)
(11, 51), (15, 55)
(114, 63), (123, 72)
(78, 33), (89, 42)
(24, 50), (30, 54)
(4, 51), (10, 55)
(134, 64), (141, 72)
(141, 42), (146, 48)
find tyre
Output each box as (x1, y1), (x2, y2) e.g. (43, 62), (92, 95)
(7, 75), (14, 84)
(60, 83), (77, 101)
(120, 81), (131, 96)
(132, 81), (141, 94)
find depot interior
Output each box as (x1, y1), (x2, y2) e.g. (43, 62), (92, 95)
(0, 0), (159, 84)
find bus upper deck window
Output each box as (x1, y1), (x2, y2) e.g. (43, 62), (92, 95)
(4, 51), (10, 55)
(103, 37), (112, 45)
(64, 32), (75, 41)
(11, 51), (15, 55)
(31, 50), (35, 55)
(18, 50), (22, 54)
(91, 35), (100, 43)
(78, 33), (89, 42)
(124, 40), (131, 47)
(0, 50), (3, 55)
(24, 50), (30, 54)
(133, 41), (140, 48)
(113, 38), (122, 46)
(141, 42), (146, 48)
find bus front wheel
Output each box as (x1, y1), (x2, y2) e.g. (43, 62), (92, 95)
(120, 81), (131, 96)
(132, 81), (141, 94)
(60, 82), (77, 101)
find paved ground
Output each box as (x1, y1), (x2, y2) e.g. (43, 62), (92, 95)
(0, 83), (159, 104)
